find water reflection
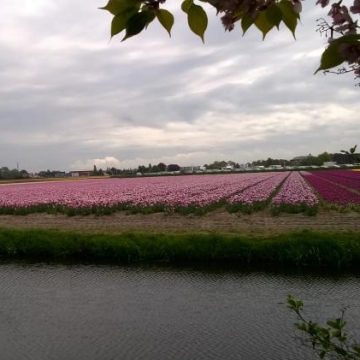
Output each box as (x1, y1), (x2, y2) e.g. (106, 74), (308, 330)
(0, 261), (358, 360)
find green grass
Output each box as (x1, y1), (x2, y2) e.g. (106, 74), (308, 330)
(0, 228), (360, 267)
(271, 203), (319, 216)
(0, 200), (224, 217)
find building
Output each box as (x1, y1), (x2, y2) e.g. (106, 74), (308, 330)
(180, 166), (202, 173)
(70, 170), (93, 177)
(221, 164), (234, 171)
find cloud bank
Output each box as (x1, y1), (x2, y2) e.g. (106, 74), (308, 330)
(0, 0), (358, 172)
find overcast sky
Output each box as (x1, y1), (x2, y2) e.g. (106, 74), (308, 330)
(0, 0), (358, 172)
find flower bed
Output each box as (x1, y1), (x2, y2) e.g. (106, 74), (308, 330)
(0, 173), (287, 215)
(226, 172), (289, 213)
(271, 172), (319, 215)
(301, 172), (360, 210)
(1, 170), (358, 216)
(308, 170), (360, 192)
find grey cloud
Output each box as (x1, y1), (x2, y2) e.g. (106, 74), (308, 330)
(0, 0), (359, 171)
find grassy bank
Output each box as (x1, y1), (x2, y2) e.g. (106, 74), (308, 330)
(0, 228), (360, 267)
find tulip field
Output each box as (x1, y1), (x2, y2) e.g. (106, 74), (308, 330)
(302, 170), (360, 208)
(271, 171), (319, 215)
(0, 170), (360, 216)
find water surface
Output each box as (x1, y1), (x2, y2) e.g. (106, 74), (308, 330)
(0, 262), (359, 360)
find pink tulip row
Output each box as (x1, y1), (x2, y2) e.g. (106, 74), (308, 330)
(0, 173), (288, 212)
(272, 171), (318, 207)
(1, 170), (357, 214)
(130, 172), (276, 209)
(301, 172), (360, 207)
(227, 172), (289, 205)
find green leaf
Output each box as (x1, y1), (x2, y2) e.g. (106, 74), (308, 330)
(287, 296), (297, 308)
(266, 4), (283, 30)
(316, 35), (360, 73)
(100, 0), (140, 15)
(122, 11), (155, 41)
(278, 0), (298, 39)
(315, 42), (345, 73)
(241, 13), (255, 35)
(337, 34), (360, 43)
(327, 320), (338, 329)
(187, 4), (208, 42)
(255, 10), (275, 39)
(156, 9), (174, 37)
(334, 348), (347, 356)
(181, 0), (193, 14)
(111, 15), (127, 37)
(329, 34), (360, 47)
(111, 8), (138, 37)
(295, 323), (307, 331)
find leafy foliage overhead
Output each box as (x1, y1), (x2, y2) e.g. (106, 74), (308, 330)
(101, 0), (360, 81)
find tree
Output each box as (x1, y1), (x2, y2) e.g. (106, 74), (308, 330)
(341, 145), (359, 163)
(0, 167), (11, 179)
(264, 157), (274, 167)
(167, 163), (181, 171)
(157, 162), (167, 172)
(38, 171), (48, 178)
(317, 151), (332, 164)
(204, 160), (228, 169)
(299, 154), (321, 166)
(150, 164), (161, 172)
(287, 295), (360, 360)
(20, 169), (29, 178)
(101, 0), (360, 82)
(10, 169), (21, 179)
(107, 166), (118, 175)
(138, 165), (147, 173)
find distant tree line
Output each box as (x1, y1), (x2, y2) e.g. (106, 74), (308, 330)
(2, 148), (358, 180)
(204, 151), (360, 170)
(106, 162), (181, 176)
(204, 161), (241, 170)
(37, 170), (65, 178)
(252, 152), (333, 167)
(0, 167), (29, 180)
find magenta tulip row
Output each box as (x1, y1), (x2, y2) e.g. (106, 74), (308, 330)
(271, 171), (318, 207)
(307, 170), (360, 192)
(301, 172), (360, 207)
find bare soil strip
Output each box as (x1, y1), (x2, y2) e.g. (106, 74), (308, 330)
(0, 208), (359, 235)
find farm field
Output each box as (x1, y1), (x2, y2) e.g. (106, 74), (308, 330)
(1, 170), (360, 214)
(1, 170), (360, 235)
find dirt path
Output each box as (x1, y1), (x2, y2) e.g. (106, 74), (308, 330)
(0, 208), (359, 235)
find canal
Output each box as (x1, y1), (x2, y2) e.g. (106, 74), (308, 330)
(0, 262), (359, 360)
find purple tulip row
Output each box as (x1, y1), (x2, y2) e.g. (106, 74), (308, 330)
(301, 172), (360, 207)
(271, 171), (318, 207)
(307, 170), (360, 192)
